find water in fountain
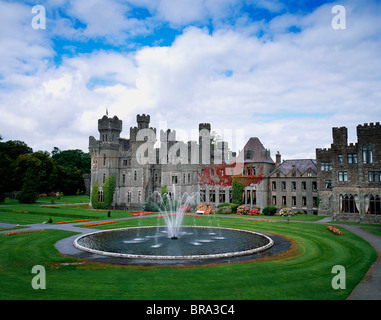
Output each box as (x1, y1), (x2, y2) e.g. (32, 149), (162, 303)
(152, 185), (199, 239)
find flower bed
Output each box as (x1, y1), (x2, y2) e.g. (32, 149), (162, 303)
(195, 203), (215, 214)
(327, 226), (343, 235)
(131, 211), (157, 216)
(249, 208), (260, 216)
(279, 208), (293, 217)
(83, 221), (117, 227)
(5, 229), (45, 236)
(57, 219), (92, 224)
(237, 205), (249, 215)
(179, 204), (192, 213)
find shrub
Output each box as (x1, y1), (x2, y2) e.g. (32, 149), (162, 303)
(263, 205), (277, 216)
(279, 208), (293, 217)
(249, 208), (260, 216)
(237, 204), (249, 215)
(195, 202), (215, 214)
(230, 203), (240, 213)
(179, 204), (192, 213)
(218, 206), (232, 214)
(143, 196), (160, 212)
(217, 202), (232, 208)
(232, 179), (244, 205)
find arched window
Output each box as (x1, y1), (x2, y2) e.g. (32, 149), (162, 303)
(341, 194), (358, 213)
(98, 190), (104, 203)
(103, 154), (106, 166)
(369, 195), (381, 214)
(362, 145), (373, 164)
(103, 173), (106, 183)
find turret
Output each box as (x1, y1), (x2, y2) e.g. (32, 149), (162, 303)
(98, 115), (122, 143)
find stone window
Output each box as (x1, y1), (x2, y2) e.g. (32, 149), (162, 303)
(134, 171), (137, 181)
(171, 175), (178, 184)
(347, 153), (358, 164)
(103, 173), (106, 183)
(219, 189), (225, 203)
(302, 197), (307, 206)
(103, 154), (106, 166)
(302, 181), (306, 191)
(209, 189), (216, 203)
(127, 191), (131, 203)
(338, 154), (343, 163)
(292, 196), (296, 206)
(362, 145), (373, 164)
(312, 181), (317, 191)
(272, 196), (276, 205)
(123, 159), (128, 166)
(368, 171), (381, 182)
(338, 171), (348, 182)
(122, 174), (125, 184)
(138, 191), (141, 203)
(340, 195), (359, 213)
(292, 181), (296, 191)
(325, 179), (333, 189)
(272, 181), (276, 190)
(282, 196), (286, 205)
(282, 181), (286, 191)
(321, 162), (332, 171)
(98, 190), (104, 203)
(368, 195), (381, 214)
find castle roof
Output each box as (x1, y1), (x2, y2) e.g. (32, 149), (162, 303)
(273, 159), (317, 176)
(239, 137), (274, 164)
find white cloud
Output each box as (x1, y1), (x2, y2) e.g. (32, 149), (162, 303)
(0, 0), (380, 160)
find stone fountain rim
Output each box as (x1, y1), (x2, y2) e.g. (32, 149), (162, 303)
(73, 226), (274, 260)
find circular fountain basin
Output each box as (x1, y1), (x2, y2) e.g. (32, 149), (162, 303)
(73, 226), (274, 260)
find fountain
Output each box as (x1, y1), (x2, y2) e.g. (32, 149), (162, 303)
(73, 186), (275, 264)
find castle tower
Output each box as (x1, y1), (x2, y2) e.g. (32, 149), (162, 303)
(137, 114), (150, 129)
(332, 126), (348, 146)
(130, 114), (156, 141)
(98, 114), (122, 143)
(199, 123), (211, 164)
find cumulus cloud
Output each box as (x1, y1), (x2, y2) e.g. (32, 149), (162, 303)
(0, 0), (380, 160)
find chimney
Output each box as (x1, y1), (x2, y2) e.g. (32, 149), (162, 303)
(276, 151), (281, 165)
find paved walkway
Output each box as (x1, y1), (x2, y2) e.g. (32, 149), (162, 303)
(1, 214), (380, 300)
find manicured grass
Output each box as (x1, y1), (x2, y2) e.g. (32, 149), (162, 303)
(0, 213), (377, 300)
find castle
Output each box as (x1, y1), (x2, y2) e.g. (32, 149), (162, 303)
(89, 114), (381, 223)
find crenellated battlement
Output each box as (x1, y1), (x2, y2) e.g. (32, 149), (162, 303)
(160, 129), (177, 142)
(199, 123), (211, 132)
(357, 122), (381, 136)
(98, 115), (122, 132)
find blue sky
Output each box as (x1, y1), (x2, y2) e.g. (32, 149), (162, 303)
(0, 0), (380, 159)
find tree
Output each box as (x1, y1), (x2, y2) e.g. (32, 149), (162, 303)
(91, 176), (116, 210)
(102, 175), (116, 209)
(232, 178), (244, 205)
(91, 180), (99, 209)
(17, 168), (38, 203)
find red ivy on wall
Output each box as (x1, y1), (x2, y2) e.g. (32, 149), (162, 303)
(197, 162), (266, 187)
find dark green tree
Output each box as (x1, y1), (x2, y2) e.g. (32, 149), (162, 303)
(17, 168), (38, 203)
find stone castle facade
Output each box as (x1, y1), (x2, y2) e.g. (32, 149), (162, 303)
(89, 113), (380, 223)
(316, 123), (381, 223)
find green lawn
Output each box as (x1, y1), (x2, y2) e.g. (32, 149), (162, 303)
(0, 204), (377, 300)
